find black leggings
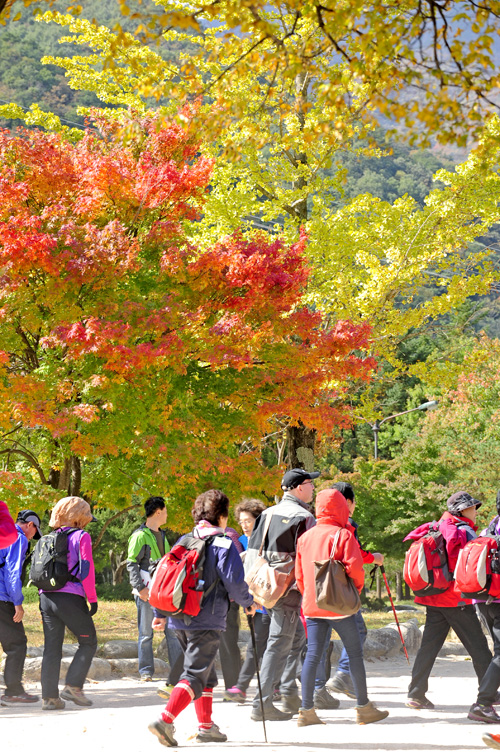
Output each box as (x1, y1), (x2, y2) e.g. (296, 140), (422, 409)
(40, 592), (97, 699)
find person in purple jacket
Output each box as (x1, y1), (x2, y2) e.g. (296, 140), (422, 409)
(39, 496), (98, 711)
(0, 509), (42, 706)
(148, 489), (256, 747)
(469, 491), (500, 724)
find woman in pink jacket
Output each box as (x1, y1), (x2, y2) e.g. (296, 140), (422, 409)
(39, 496), (98, 711)
(296, 488), (388, 726)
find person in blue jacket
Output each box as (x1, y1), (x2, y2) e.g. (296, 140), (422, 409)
(148, 489), (256, 747)
(0, 509), (42, 706)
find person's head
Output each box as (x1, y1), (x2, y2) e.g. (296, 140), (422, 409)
(331, 481), (355, 516)
(235, 498), (266, 537)
(16, 510), (42, 541)
(281, 468), (319, 504)
(49, 496), (97, 530)
(144, 496), (167, 527)
(447, 491), (481, 523)
(192, 489), (230, 529)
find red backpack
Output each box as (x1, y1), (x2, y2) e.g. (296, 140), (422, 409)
(454, 518), (500, 600)
(149, 533), (220, 619)
(403, 523), (453, 596)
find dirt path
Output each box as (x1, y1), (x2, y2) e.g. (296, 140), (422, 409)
(1, 653), (495, 752)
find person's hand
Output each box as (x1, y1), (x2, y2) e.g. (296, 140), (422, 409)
(372, 552), (384, 566)
(152, 617), (166, 631)
(89, 602), (98, 616)
(138, 587), (149, 602)
(245, 604), (257, 616)
(13, 605), (24, 623)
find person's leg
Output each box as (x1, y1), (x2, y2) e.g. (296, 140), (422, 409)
(218, 601), (241, 689)
(476, 603), (500, 707)
(447, 605), (492, 685)
(235, 611), (269, 692)
(54, 594), (97, 691)
(0, 601), (28, 697)
(252, 605), (298, 709)
(301, 619), (329, 710)
(407, 606), (451, 701)
(332, 616), (368, 706)
(164, 626), (182, 680)
(337, 609), (367, 674)
(40, 593), (66, 700)
(135, 596), (155, 678)
(314, 624), (333, 691)
(281, 615), (306, 702)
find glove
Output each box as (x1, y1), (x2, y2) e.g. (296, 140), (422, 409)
(89, 602), (98, 616)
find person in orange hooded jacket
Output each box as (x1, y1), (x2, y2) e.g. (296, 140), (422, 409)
(295, 488), (388, 726)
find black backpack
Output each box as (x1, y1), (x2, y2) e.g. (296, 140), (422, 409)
(29, 528), (81, 591)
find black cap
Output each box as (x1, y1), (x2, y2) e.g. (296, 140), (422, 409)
(447, 491), (482, 516)
(16, 510), (42, 540)
(281, 468), (320, 490)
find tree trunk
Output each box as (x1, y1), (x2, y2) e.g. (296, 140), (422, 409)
(109, 549), (128, 586)
(69, 456), (81, 496)
(286, 422), (317, 470)
(404, 582), (411, 599)
(376, 568), (382, 599)
(396, 571), (403, 602)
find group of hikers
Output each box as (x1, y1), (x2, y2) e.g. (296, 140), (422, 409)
(2, 471), (500, 751)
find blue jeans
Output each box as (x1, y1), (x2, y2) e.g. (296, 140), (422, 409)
(135, 596), (182, 677)
(338, 610), (368, 674)
(302, 617), (368, 709)
(251, 604), (300, 708)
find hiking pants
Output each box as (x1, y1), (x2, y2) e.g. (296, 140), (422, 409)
(135, 596), (182, 678)
(0, 600), (27, 696)
(218, 601), (241, 689)
(477, 602), (500, 706)
(174, 628), (221, 699)
(408, 604), (492, 700)
(236, 611), (271, 692)
(39, 592), (97, 699)
(251, 604), (300, 709)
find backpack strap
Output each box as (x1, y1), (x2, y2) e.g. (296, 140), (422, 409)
(258, 512), (273, 557)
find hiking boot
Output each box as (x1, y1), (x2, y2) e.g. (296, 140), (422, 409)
(273, 689), (282, 702)
(281, 694), (301, 715)
(157, 684), (175, 700)
(60, 685), (93, 707)
(483, 732), (500, 749)
(356, 701), (389, 725)
(313, 686), (340, 710)
(223, 686), (246, 703)
(148, 719), (178, 747)
(406, 695), (435, 710)
(1, 692), (39, 706)
(42, 697), (65, 711)
(141, 674), (153, 682)
(326, 671), (356, 699)
(194, 723), (228, 743)
(251, 702), (294, 721)
(468, 703), (500, 724)
(297, 707), (326, 727)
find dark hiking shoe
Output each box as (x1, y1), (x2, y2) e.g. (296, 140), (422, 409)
(42, 697), (65, 711)
(148, 719), (178, 747)
(468, 704), (500, 724)
(356, 701), (389, 725)
(281, 694), (301, 715)
(60, 685), (93, 707)
(194, 723), (228, 743)
(483, 732), (500, 749)
(406, 696), (435, 710)
(1, 692), (39, 706)
(314, 686), (340, 710)
(326, 671), (356, 699)
(251, 703), (294, 721)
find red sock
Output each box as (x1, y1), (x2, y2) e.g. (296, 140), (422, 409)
(161, 680), (194, 724)
(194, 687), (213, 730)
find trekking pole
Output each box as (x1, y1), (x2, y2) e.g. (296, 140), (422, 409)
(379, 565), (410, 666)
(246, 613), (268, 743)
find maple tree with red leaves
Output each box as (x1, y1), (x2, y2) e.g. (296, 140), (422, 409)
(0, 110), (375, 524)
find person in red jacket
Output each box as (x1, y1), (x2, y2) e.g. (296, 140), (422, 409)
(0, 501), (17, 549)
(296, 488), (389, 726)
(405, 491), (492, 711)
